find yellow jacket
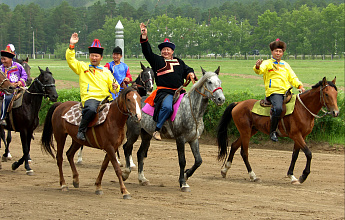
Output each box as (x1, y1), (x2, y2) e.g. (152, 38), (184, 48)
(253, 58), (302, 97)
(66, 48), (120, 106)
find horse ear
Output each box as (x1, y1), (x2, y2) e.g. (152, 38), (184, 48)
(46, 67), (50, 72)
(322, 77), (327, 86)
(25, 57), (29, 62)
(200, 67), (206, 75)
(332, 76), (336, 85)
(215, 66), (220, 75)
(38, 66), (43, 72)
(140, 62), (145, 70)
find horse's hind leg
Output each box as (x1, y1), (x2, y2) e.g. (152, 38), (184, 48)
(137, 128), (151, 186)
(66, 141), (82, 188)
(221, 137), (241, 178)
(55, 134), (68, 191)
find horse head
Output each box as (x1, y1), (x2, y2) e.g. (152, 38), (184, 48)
(189, 66), (225, 106)
(117, 86), (142, 122)
(139, 62), (154, 94)
(319, 76), (339, 117)
(35, 66), (58, 102)
(17, 57), (32, 86)
(0, 70), (15, 94)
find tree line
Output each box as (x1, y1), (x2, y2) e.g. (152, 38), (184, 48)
(0, 0), (343, 57)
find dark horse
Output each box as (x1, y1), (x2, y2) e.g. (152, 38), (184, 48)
(217, 77), (338, 184)
(1, 57), (32, 162)
(0, 67), (58, 174)
(122, 67), (225, 192)
(76, 62), (154, 165)
(41, 87), (141, 199)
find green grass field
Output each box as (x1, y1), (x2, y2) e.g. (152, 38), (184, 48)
(27, 57), (344, 97)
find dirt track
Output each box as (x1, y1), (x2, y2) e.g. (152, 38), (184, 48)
(0, 131), (344, 219)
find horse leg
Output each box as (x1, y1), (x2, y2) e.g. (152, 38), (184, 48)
(1, 129), (9, 162)
(122, 122), (140, 180)
(56, 134), (68, 191)
(104, 147), (131, 199)
(239, 132), (260, 182)
(137, 128), (151, 186)
(95, 154), (110, 195)
(66, 141), (82, 188)
(185, 139), (202, 180)
(6, 131), (12, 160)
(221, 137), (241, 178)
(175, 137), (190, 192)
(12, 131), (33, 175)
(77, 145), (83, 164)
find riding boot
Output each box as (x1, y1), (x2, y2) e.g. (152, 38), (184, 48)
(269, 116), (280, 142)
(77, 118), (89, 141)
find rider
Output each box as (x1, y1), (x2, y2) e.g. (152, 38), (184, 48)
(0, 44), (27, 126)
(66, 33), (120, 141)
(104, 46), (132, 99)
(140, 22), (196, 141)
(254, 39), (305, 142)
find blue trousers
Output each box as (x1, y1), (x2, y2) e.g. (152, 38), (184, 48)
(1, 94), (13, 120)
(156, 94), (173, 130)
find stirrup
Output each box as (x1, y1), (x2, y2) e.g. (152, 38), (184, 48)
(270, 131), (278, 142)
(77, 131), (86, 141)
(152, 131), (161, 141)
(0, 119), (7, 126)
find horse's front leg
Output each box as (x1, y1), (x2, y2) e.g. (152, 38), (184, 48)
(95, 154), (110, 195)
(185, 138), (202, 180)
(176, 137), (190, 192)
(12, 131), (33, 175)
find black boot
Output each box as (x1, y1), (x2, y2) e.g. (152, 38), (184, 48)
(269, 116), (280, 142)
(77, 118), (89, 141)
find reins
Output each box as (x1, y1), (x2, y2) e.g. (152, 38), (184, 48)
(297, 85), (332, 118)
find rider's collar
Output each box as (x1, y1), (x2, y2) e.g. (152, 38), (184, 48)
(89, 64), (103, 70)
(270, 58), (284, 65)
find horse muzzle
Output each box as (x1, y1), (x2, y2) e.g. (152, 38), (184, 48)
(332, 110), (339, 117)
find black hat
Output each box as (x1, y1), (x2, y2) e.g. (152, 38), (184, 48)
(1, 44), (15, 59)
(269, 39), (287, 51)
(88, 39), (104, 55)
(158, 38), (175, 51)
(113, 46), (122, 55)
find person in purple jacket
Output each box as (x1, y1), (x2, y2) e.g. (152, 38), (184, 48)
(0, 44), (27, 126)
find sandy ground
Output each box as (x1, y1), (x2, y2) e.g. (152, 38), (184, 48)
(0, 131), (344, 220)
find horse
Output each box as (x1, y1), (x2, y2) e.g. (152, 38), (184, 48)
(216, 77), (339, 184)
(75, 62), (154, 166)
(41, 87), (141, 199)
(1, 57), (32, 161)
(0, 67), (58, 174)
(121, 67), (225, 192)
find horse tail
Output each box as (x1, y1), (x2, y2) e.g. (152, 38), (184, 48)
(41, 102), (61, 158)
(217, 102), (238, 161)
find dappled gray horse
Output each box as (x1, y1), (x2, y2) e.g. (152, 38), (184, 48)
(122, 67), (225, 192)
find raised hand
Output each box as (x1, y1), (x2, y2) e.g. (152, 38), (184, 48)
(140, 22), (147, 39)
(70, 32), (79, 45)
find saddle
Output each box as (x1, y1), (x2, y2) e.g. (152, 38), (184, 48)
(62, 96), (111, 127)
(7, 87), (26, 111)
(259, 87), (293, 107)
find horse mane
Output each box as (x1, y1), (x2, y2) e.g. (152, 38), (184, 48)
(118, 86), (136, 100)
(188, 71), (216, 95)
(312, 80), (337, 91)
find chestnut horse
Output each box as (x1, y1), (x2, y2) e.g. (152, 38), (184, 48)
(217, 77), (338, 184)
(41, 87), (141, 199)
(0, 70), (15, 94)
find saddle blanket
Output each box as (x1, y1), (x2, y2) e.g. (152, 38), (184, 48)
(61, 103), (110, 126)
(251, 94), (297, 116)
(142, 93), (185, 121)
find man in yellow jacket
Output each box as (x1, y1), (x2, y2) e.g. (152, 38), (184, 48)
(254, 39), (305, 142)
(66, 33), (120, 141)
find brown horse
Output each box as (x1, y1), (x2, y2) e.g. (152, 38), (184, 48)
(41, 87), (141, 199)
(217, 77), (339, 184)
(0, 70), (15, 94)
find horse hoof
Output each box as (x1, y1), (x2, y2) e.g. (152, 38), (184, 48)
(291, 180), (301, 185)
(95, 190), (103, 195)
(221, 170), (227, 178)
(12, 162), (19, 170)
(76, 161), (83, 165)
(73, 182), (79, 188)
(139, 180), (150, 186)
(26, 170), (34, 176)
(61, 185), (69, 192)
(181, 186), (191, 192)
(123, 194), (131, 199)
(253, 178), (261, 183)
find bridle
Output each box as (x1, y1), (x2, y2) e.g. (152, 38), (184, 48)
(297, 84), (333, 118)
(25, 76), (56, 98)
(115, 90), (138, 118)
(139, 69), (153, 90)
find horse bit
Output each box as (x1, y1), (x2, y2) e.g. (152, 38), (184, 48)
(297, 84), (332, 118)
(26, 77), (56, 98)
